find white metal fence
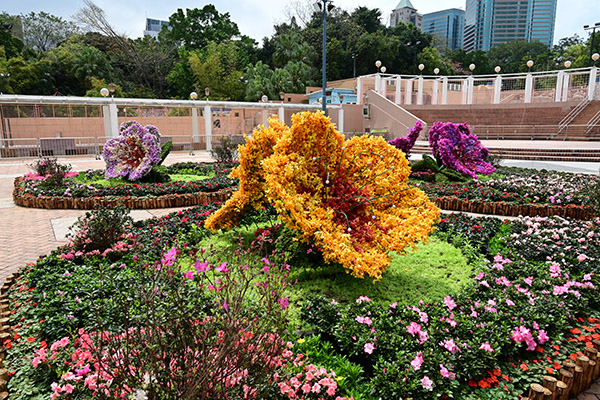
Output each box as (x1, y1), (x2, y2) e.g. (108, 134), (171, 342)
(358, 67), (600, 106)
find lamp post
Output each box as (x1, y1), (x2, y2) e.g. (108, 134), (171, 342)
(564, 61), (572, 69)
(108, 83), (115, 98)
(469, 64), (476, 75)
(100, 87), (109, 98)
(593, 53), (600, 67)
(418, 64), (425, 74)
(1, 73), (11, 94)
(204, 87), (210, 101)
(406, 41), (420, 74)
(494, 66), (501, 74)
(526, 60), (534, 72)
(190, 91), (198, 100)
(434, 68), (440, 75)
(352, 53), (357, 78)
(315, 0), (335, 114)
(584, 23), (600, 67)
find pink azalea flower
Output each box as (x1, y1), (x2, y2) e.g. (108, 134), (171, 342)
(578, 254), (588, 262)
(411, 352), (424, 370)
(479, 342), (494, 352)
(364, 342), (375, 354)
(443, 296), (457, 311)
(421, 375), (434, 391)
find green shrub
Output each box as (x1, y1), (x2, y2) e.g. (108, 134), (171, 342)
(66, 205), (133, 252)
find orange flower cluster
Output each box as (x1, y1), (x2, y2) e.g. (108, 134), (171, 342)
(205, 111), (440, 280)
(204, 118), (285, 230)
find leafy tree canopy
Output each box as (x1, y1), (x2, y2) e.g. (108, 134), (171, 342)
(161, 5), (241, 51)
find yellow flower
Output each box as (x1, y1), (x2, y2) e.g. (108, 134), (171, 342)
(204, 118), (286, 230)
(263, 112), (440, 280)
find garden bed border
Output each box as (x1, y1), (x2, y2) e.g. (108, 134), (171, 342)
(12, 177), (234, 210)
(432, 196), (595, 220)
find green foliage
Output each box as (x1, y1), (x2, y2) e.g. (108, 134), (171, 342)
(159, 140), (172, 165)
(20, 11), (80, 51)
(188, 41), (244, 101)
(71, 45), (112, 88)
(162, 5), (241, 51)
(210, 134), (244, 163)
(66, 205), (134, 252)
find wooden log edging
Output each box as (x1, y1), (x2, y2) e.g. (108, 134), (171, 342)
(522, 340), (600, 400)
(0, 268), (24, 399)
(13, 177), (235, 210)
(432, 196), (595, 220)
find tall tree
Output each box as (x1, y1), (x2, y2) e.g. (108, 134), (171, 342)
(161, 6), (240, 51)
(350, 6), (383, 34)
(188, 41), (244, 101)
(71, 45), (112, 89)
(75, 0), (176, 97)
(20, 11), (80, 51)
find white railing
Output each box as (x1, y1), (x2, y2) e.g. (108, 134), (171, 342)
(558, 97), (591, 135)
(357, 67), (600, 106)
(0, 96), (344, 156)
(585, 111), (600, 135)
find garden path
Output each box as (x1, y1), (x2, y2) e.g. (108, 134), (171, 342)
(1, 150), (600, 399)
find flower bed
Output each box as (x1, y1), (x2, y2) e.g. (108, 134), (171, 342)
(416, 166), (599, 220)
(3, 202), (600, 399)
(13, 162), (238, 210)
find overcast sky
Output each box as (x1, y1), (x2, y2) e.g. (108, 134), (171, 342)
(2, 0), (599, 47)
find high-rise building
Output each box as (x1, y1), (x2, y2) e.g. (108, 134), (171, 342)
(464, 0), (557, 51)
(390, 0), (423, 30)
(422, 8), (465, 51)
(144, 18), (169, 38)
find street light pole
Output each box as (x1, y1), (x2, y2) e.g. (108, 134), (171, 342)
(316, 0), (334, 114)
(584, 22), (600, 67)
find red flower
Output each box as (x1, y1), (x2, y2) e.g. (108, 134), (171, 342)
(570, 328), (581, 334)
(27, 337), (35, 343)
(570, 353), (578, 361)
(468, 380), (477, 387)
(520, 363), (529, 371)
(502, 374), (510, 381)
(546, 367), (555, 374)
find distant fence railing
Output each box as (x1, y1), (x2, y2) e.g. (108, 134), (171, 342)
(357, 67), (600, 106)
(0, 134), (250, 159)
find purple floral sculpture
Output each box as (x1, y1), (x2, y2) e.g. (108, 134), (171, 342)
(428, 121), (495, 179)
(388, 120), (423, 158)
(103, 121), (162, 181)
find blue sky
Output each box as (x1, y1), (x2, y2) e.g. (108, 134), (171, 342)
(2, 0), (599, 46)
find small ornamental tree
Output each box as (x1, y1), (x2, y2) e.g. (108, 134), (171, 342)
(102, 121), (162, 181)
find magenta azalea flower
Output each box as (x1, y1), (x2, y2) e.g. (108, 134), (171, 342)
(428, 121), (495, 179)
(388, 120), (423, 158)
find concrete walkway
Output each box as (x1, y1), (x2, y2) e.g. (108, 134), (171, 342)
(1, 150), (600, 399)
